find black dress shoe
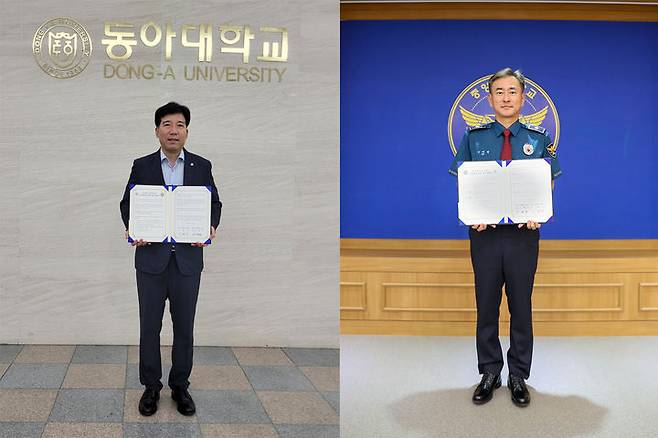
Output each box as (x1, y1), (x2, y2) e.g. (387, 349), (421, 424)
(171, 388), (196, 416)
(508, 375), (530, 407)
(138, 388), (160, 416)
(472, 372), (501, 405)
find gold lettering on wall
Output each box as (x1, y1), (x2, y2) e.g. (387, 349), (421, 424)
(101, 64), (286, 82)
(33, 17), (290, 83)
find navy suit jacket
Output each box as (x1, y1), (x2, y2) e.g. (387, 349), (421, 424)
(120, 149), (222, 275)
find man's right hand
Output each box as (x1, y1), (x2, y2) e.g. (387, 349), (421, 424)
(471, 224), (496, 232)
(124, 230), (151, 246)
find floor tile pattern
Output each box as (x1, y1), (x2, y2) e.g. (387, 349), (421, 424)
(0, 344), (339, 438)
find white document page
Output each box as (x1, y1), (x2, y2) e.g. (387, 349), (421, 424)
(129, 185), (168, 242)
(171, 186), (211, 243)
(507, 159), (553, 224)
(457, 159), (552, 225)
(457, 161), (505, 225)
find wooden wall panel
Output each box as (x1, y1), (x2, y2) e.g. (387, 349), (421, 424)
(341, 239), (658, 335)
(382, 282), (476, 313)
(340, 272), (368, 320)
(341, 2), (658, 22)
(531, 275), (625, 321)
(376, 273), (477, 321)
(638, 281), (658, 319)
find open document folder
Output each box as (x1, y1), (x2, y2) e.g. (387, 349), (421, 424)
(457, 159), (553, 225)
(128, 184), (212, 243)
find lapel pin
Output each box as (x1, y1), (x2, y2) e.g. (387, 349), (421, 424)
(190, 162), (194, 166)
(523, 143), (534, 155)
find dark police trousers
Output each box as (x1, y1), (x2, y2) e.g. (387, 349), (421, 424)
(136, 251), (200, 391)
(469, 225), (539, 379)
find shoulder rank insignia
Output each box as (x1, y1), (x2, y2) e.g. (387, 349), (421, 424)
(546, 142), (557, 158)
(468, 122), (493, 131)
(521, 123), (547, 135)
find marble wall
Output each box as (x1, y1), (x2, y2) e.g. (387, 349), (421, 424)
(0, 0), (338, 347)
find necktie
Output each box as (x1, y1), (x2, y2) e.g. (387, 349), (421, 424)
(500, 128), (511, 160)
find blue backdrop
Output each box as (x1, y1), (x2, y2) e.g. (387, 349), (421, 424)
(341, 20), (658, 239)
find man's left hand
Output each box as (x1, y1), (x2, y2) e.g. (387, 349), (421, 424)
(518, 221), (541, 230)
(191, 226), (216, 247)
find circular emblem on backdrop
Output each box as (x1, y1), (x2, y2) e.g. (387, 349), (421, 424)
(32, 17), (92, 79)
(447, 75), (560, 156)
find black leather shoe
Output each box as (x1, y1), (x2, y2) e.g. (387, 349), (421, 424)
(171, 388), (196, 416)
(138, 388), (159, 416)
(472, 372), (501, 405)
(508, 375), (530, 407)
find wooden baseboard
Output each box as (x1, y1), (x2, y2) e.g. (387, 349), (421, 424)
(341, 319), (658, 336)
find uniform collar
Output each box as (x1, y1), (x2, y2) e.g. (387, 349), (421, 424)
(493, 120), (522, 137)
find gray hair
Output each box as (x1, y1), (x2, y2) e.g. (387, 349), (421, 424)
(488, 68), (525, 92)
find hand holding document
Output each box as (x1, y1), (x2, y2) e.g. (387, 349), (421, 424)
(191, 226), (216, 247)
(457, 159), (553, 226)
(128, 185), (212, 243)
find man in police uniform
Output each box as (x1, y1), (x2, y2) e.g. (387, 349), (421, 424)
(449, 68), (561, 407)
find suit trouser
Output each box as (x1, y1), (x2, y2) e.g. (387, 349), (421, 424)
(136, 252), (201, 391)
(469, 225), (539, 379)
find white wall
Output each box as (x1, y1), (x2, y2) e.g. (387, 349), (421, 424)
(0, 0), (338, 347)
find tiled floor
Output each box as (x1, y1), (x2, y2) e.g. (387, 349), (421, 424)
(0, 345), (339, 438)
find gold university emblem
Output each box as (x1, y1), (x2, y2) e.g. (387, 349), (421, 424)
(33, 17), (92, 79)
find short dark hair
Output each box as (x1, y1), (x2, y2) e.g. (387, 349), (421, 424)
(488, 68), (525, 93)
(154, 101), (191, 127)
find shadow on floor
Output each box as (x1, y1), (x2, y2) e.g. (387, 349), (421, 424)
(389, 385), (607, 438)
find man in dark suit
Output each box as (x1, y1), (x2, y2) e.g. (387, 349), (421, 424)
(120, 102), (221, 416)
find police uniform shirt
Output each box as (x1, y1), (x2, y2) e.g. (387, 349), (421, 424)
(449, 120), (562, 179)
